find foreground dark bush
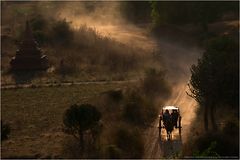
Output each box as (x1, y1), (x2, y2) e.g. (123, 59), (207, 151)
(113, 126), (144, 158)
(63, 104), (102, 150)
(191, 131), (239, 158)
(104, 145), (122, 159)
(1, 120), (10, 141)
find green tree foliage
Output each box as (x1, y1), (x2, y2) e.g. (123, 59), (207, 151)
(192, 130), (239, 157)
(193, 141), (220, 158)
(63, 104), (102, 150)
(188, 36), (239, 130)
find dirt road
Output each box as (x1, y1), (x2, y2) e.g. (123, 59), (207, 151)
(143, 35), (202, 158)
(1, 80), (137, 90)
(76, 23), (202, 158)
(92, 23), (202, 157)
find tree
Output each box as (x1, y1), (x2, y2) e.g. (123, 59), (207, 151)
(63, 104), (102, 150)
(188, 36), (239, 131)
(150, 1), (238, 31)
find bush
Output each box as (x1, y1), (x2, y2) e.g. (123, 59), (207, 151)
(1, 120), (10, 141)
(104, 145), (122, 159)
(192, 132), (239, 157)
(105, 89), (123, 103)
(123, 89), (157, 126)
(113, 126), (144, 158)
(63, 104), (102, 149)
(142, 68), (171, 99)
(51, 19), (74, 45)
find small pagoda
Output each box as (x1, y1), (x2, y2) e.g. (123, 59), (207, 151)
(10, 21), (49, 71)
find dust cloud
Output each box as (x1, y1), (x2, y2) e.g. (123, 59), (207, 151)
(54, 1), (156, 52)
(29, 1), (201, 153)
(56, 2), (202, 141)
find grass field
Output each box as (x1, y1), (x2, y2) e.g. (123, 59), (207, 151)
(1, 83), (127, 158)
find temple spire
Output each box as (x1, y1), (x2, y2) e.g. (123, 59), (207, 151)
(10, 21), (49, 71)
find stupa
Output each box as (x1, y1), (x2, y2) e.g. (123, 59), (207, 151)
(10, 21), (49, 71)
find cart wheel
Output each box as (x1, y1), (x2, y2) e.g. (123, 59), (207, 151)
(178, 116), (182, 129)
(158, 117), (162, 141)
(178, 116), (182, 139)
(159, 118), (162, 137)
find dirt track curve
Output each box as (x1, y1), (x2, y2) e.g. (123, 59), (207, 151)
(144, 37), (202, 158)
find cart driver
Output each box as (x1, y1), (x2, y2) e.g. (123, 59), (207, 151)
(171, 110), (179, 128)
(163, 109), (170, 125)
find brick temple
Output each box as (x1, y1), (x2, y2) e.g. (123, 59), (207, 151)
(10, 21), (49, 71)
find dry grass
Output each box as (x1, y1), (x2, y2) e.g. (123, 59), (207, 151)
(1, 83), (126, 158)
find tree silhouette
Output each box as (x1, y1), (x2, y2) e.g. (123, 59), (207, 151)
(63, 104), (102, 150)
(188, 36), (239, 131)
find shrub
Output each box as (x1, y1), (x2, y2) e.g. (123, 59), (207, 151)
(192, 132), (239, 157)
(105, 89), (123, 103)
(63, 104), (102, 150)
(1, 120), (10, 141)
(142, 68), (171, 99)
(113, 126), (144, 158)
(51, 19), (74, 45)
(104, 145), (122, 159)
(123, 89), (157, 126)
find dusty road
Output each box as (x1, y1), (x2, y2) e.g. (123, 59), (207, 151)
(78, 22), (202, 158)
(143, 36), (202, 158)
(91, 22), (202, 158)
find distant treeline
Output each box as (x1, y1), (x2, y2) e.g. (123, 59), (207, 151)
(120, 1), (239, 26)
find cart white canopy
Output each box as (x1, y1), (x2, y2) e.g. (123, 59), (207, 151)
(162, 106), (179, 110)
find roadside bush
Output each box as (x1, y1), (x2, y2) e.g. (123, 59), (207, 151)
(191, 132), (239, 157)
(1, 120), (10, 141)
(123, 89), (157, 126)
(113, 126), (144, 158)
